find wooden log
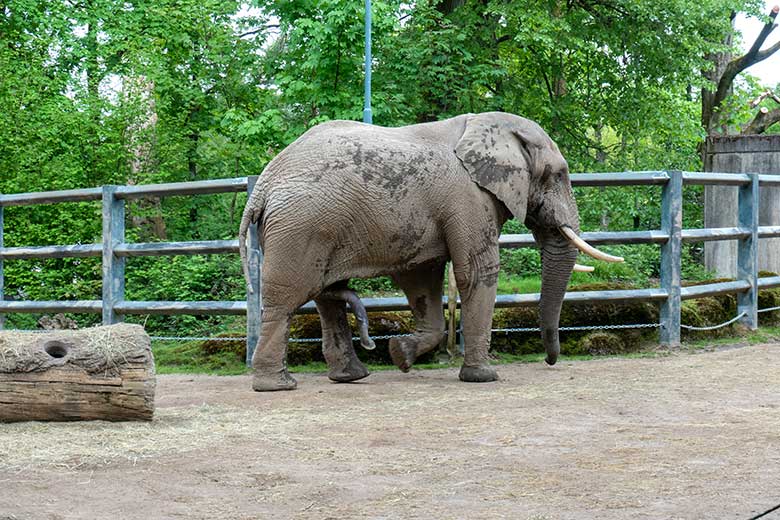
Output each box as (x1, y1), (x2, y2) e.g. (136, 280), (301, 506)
(0, 323), (155, 422)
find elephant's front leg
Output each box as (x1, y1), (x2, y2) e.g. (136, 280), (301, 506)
(388, 262), (447, 372)
(452, 253), (500, 383)
(314, 298), (370, 383)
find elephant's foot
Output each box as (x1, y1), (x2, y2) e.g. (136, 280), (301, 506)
(252, 368), (298, 392)
(459, 364), (498, 383)
(389, 336), (419, 373)
(328, 358), (370, 383)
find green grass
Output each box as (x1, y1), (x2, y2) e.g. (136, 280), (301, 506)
(153, 341), (250, 375)
(686, 325), (780, 349)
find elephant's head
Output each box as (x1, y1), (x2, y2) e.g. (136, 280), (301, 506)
(454, 112), (621, 365)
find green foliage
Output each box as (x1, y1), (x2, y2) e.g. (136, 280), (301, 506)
(348, 276), (400, 295)
(0, 0), (772, 337)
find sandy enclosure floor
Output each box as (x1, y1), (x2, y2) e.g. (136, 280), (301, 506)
(1, 344), (779, 520)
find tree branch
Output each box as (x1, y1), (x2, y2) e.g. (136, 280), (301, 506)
(238, 25), (279, 39)
(742, 106), (780, 134)
(712, 6), (779, 110)
(496, 34), (513, 45)
(751, 89), (780, 107)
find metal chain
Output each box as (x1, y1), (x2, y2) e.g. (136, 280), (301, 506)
(491, 323), (660, 333)
(289, 333), (417, 343)
(680, 312), (746, 331)
(151, 332), (419, 344)
(758, 306), (780, 314)
(150, 335), (246, 342)
(27, 312), (760, 345)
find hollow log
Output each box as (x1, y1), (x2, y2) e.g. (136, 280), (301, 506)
(0, 323), (156, 422)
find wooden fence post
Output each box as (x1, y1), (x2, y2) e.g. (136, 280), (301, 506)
(738, 173), (759, 329)
(659, 170), (682, 346)
(246, 176), (262, 366)
(102, 186), (125, 325)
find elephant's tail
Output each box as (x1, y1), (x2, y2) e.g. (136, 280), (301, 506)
(238, 187), (264, 295)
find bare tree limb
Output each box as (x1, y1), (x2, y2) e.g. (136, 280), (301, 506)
(238, 25), (279, 39)
(742, 106), (780, 134)
(712, 6), (779, 111)
(750, 89), (780, 107)
(756, 39), (780, 61)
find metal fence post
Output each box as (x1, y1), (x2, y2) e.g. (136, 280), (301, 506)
(738, 173), (759, 329)
(659, 170), (682, 346)
(102, 186), (125, 324)
(363, 0), (373, 124)
(246, 176), (262, 366)
(0, 205), (4, 330)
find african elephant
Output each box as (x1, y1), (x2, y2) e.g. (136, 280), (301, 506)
(239, 112), (621, 391)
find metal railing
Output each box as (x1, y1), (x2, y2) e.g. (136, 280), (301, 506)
(2, 171), (780, 364)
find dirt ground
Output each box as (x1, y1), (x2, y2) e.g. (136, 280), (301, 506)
(1, 344), (779, 520)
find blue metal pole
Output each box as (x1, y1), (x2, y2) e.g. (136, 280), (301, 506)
(0, 205), (4, 330)
(102, 185), (126, 325)
(246, 176), (262, 366)
(363, 0), (373, 124)
(737, 173), (759, 329)
(659, 170), (682, 346)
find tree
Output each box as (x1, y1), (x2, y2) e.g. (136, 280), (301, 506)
(702, 5), (780, 135)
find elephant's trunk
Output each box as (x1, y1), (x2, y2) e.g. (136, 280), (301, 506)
(538, 229), (577, 366)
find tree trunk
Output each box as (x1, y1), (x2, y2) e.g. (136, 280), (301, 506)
(0, 324), (156, 422)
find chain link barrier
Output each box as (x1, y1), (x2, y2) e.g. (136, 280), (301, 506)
(680, 312), (747, 332)
(149, 322), (662, 344)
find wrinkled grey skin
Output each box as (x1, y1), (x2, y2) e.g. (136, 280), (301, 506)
(239, 112), (579, 391)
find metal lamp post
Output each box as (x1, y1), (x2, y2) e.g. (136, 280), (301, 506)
(363, 0), (372, 124)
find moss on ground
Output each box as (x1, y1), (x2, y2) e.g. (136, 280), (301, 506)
(152, 278), (780, 374)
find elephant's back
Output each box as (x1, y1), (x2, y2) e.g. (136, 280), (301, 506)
(263, 121), (464, 207)
(258, 121), (467, 272)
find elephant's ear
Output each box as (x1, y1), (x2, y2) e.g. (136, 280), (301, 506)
(454, 114), (538, 222)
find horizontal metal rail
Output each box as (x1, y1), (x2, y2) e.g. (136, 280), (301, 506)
(114, 178), (248, 199)
(114, 240), (238, 257)
(5, 277), (777, 316)
(759, 226), (780, 239)
(758, 175), (780, 186)
(494, 288), (668, 307)
(758, 276), (780, 290)
(681, 172), (751, 186)
(116, 300), (247, 315)
(1, 225), (761, 260)
(680, 280), (751, 300)
(681, 227), (750, 243)
(0, 187), (103, 207)
(500, 230), (669, 248)
(570, 171), (669, 186)
(0, 244), (101, 260)
(0, 300), (102, 313)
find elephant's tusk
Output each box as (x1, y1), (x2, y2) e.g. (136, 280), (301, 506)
(573, 263), (594, 272)
(559, 226), (624, 263)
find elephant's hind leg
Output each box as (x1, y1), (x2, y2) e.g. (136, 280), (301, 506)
(315, 297), (370, 383)
(252, 304), (298, 391)
(388, 262), (447, 372)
